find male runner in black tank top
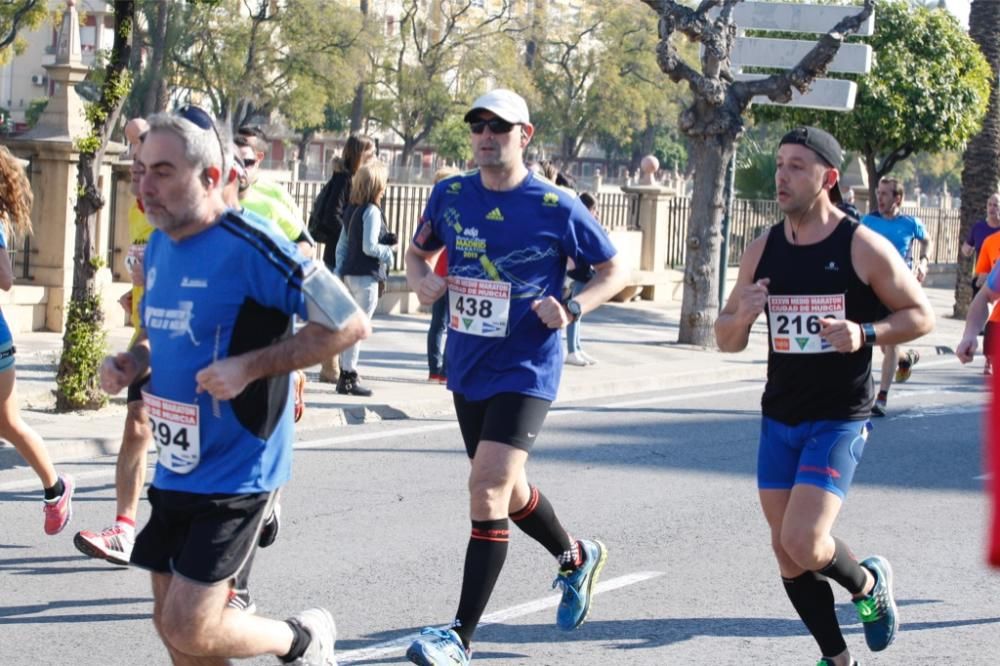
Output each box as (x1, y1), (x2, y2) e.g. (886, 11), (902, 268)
(715, 127), (934, 666)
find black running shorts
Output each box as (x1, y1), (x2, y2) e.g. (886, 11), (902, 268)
(453, 392), (551, 457)
(131, 486), (275, 584)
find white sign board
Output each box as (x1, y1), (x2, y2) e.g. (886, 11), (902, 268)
(733, 37), (872, 74)
(737, 74), (857, 110)
(725, 1), (875, 111)
(730, 2), (874, 36)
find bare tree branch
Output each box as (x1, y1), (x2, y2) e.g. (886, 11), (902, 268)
(0, 0), (41, 51)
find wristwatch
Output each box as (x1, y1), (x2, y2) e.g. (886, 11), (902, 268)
(861, 322), (877, 347)
(565, 299), (583, 322)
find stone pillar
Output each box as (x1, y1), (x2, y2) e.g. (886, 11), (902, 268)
(619, 184), (676, 301)
(6, 0), (125, 332)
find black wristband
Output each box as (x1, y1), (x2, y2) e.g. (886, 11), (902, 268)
(861, 322), (876, 347)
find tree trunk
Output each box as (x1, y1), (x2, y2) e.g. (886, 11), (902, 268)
(297, 127), (316, 178)
(679, 136), (735, 345)
(349, 82), (365, 135)
(56, 1), (134, 411)
(142, 0), (169, 115)
(954, 0), (1000, 318)
(350, 0), (369, 134)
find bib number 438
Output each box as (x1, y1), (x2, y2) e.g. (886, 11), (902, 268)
(453, 295), (493, 319)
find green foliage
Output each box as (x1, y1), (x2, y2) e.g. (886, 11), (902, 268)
(0, 1), (47, 65)
(753, 0), (991, 183)
(429, 115), (472, 165)
(56, 295), (108, 411)
(546, 2), (693, 169)
(25, 97), (47, 128)
(735, 143), (778, 200)
(653, 129), (688, 173)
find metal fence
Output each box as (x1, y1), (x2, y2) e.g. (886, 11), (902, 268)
(100, 177), (961, 274)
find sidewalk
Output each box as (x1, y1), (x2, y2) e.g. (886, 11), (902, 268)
(0, 285), (968, 468)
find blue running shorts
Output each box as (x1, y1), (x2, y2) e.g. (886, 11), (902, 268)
(0, 338), (15, 373)
(757, 417), (870, 499)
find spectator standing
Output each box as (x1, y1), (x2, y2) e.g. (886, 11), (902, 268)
(565, 191), (601, 366)
(426, 166), (461, 383)
(309, 135), (377, 383)
(334, 160), (396, 396)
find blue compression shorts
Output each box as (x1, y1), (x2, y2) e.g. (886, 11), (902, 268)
(757, 417), (870, 499)
(0, 338), (15, 372)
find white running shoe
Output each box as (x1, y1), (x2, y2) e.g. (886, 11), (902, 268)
(288, 607), (337, 665)
(579, 350), (598, 365)
(565, 352), (590, 367)
(73, 524), (133, 566)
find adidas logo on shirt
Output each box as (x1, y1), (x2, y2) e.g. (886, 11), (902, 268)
(485, 207), (504, 222)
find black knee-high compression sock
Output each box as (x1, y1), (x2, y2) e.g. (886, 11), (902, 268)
(452, 518), (510, 648)
(510, 485), (578, 567)
(783, 571), (848, 657)
(817, 537), (868, 595)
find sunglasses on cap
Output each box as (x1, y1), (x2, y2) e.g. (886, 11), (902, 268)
(469, 118), (518, 135)
(175, 104), (226, 171)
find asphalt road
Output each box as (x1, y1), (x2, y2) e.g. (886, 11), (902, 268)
(1, 356), (996, 665)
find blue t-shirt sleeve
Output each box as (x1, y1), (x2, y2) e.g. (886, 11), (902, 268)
(988, 261), (1000, 293)
(912, 217), (927, 241)
(412, 182), (445, 253)
(242, 230), (309, 319)
(562, 198), (617, 268)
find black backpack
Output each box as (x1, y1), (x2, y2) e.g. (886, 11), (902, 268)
(307, 179), (335, 243)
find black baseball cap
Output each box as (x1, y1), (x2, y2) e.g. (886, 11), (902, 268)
(779, 126), (844, 204)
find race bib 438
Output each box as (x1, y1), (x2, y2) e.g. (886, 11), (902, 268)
(448, 276), (511, 338)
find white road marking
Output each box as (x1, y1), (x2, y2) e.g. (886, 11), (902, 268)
(337, 571), (665, 664)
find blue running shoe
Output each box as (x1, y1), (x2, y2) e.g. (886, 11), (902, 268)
(552, 539), (607, 631)
(817, 659), (858, 665)
(853, 555), (898, 652)
(406, 628), (470, 665)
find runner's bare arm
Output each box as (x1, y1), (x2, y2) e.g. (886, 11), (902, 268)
(852, 225), (935, 346)
(957, 281), (998, 363)
(100, 331), (150, 395)
(195, 315), (370, 400)
(716, 234), (769, 353)
(405, 243), (446, 305)
(571, 254), (629, 315)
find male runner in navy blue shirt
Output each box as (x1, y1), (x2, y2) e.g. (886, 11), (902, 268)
(404, 89), (627, 665)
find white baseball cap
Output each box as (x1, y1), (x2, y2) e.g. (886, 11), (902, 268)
(464, 89), (530, 125)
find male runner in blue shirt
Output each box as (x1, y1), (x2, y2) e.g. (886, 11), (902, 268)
(100, 107), (369, 666)
(404, 89), (627, 665)
(861, 177), (931, 415)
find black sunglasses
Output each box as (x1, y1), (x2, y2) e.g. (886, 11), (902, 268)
(469, 118), (518, 135)
(243, 158), (258, 168)
(176, 104), (226, 171)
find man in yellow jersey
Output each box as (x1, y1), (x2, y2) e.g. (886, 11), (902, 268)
(74, 118), (154, 565)
(235, 128), (314, 258)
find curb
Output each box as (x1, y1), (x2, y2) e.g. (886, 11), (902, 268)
(1, 348), (769, 470)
